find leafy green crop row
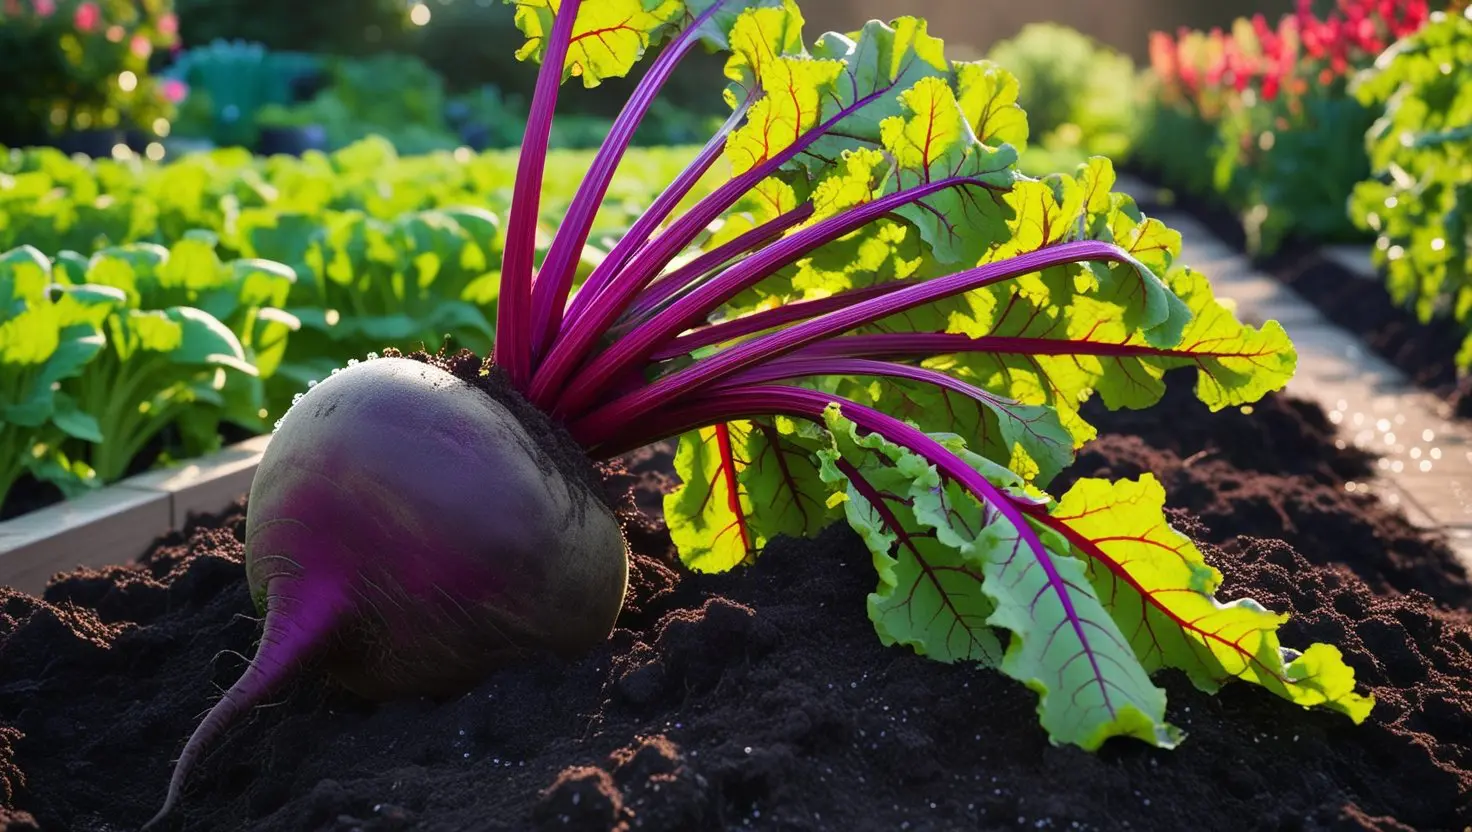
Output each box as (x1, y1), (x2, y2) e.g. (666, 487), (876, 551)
(0, 241), (289, 510)
(0, 137), (713, 395)
(0, 136), (704, 253)
(1350, 8), (1472, 364)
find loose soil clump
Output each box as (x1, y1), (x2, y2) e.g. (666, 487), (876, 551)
(2, 377), (1470, 831)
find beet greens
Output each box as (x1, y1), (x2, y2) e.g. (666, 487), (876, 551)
(147, 0), (1373, 826)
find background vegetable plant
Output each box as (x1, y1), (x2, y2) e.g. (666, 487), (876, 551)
(0, 245), (119, 510)
(43, 240), (276, 483)
(0, 236), (293, 513)
(0, 138), (730, 518)
(1349, 6), (1472, 365)
(158, 40), (325, 149)
(0, 139), (718, 422)
(0, 138), (706, 253)
(234, 203), (503, 410)
(144, 6), (1376, 824)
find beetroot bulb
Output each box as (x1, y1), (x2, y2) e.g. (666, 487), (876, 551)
(142, 354), (628, 829)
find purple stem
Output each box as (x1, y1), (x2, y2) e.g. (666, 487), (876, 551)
(496, 0), (583, 389)
(528, 81), (912, 408)
(626, 203), (817, 321)
(710, 356), (1017, 411)
(529, 1), (732, 359)
(569, 240), (1135, 444)
(561, 96), (753, 329)
(551, 176), (989, 418)
(649, 281), (915, 360)
(780, 332), (1243, 361)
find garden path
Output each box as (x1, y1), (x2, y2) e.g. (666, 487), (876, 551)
(1118, 178), (1472, 573)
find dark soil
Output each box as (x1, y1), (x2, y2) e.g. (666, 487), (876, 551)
(3, 376), (1472, 832)
(1122, 165), (1472, 418)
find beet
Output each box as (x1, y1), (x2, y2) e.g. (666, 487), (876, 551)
(144, 356), (628, 829)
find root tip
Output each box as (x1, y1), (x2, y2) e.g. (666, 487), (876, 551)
(139, 794), (176, 832)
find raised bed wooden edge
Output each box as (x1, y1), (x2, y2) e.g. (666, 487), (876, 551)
(0, 434), (271, 595)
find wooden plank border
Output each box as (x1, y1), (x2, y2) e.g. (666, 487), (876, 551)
(0, 434), (271, 595)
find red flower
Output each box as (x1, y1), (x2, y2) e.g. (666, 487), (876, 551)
(1263, 69), (1283, 101)
(162, 79), (188, 104)
(73, 0), (98, 32)
(1149, 31), (1178, 85)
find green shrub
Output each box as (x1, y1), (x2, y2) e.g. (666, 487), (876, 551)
(986, 23), (1139, 173)
(1350, 7), (1472, 364)
(173, 0), (410, 56)
(0, 0), (181, 146)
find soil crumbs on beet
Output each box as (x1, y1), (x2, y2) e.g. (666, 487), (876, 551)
(3, 376), (1472, 832)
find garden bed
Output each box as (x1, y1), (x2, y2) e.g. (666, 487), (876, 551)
(1124, 166), (1472, 419)
(2, 374), (1469, 831)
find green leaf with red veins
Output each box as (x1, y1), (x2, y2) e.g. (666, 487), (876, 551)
(879, 76), (1018, 266)
(710, 147), (890, 315)
(971, 516), (1179, 750)
(665, 416), (836, 572)
(702, 172), (812, 265)
(819, 406), (1179, 750)
(705, 218), (934, 343)
(1043, 475), (1373, 722)
(724, 53), (846, 176)
(828, 366), (1071, 481)
(506, 0), (685, 88)
(800, 17), (951, 169)
(806, 147), (890, 222)
(828, 373), (1074, 487)
(945, 263), (1295, 437)
(750, 175), (808, 220)
(979, 159), (1190, 348)
(1070, 267), (1297, 411)
(816, 406), (1003, 666)
(1075, 156), (1121, 238)
(954, 60), (1030, 151)
(715, 1), (808, 94)
(936, 295), (1102, 447)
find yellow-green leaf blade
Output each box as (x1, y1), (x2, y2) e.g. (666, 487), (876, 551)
(1046, 475), (1374, 723)
(508, 0), (685, 88)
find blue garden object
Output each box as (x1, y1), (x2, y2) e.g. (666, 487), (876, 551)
(162, 41), (324, 149)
